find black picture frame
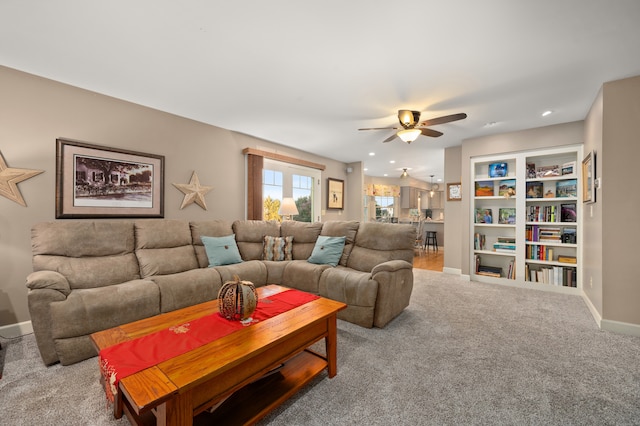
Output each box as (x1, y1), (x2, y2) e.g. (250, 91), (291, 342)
(56, 138), (165, 218)
(327, 177), (344, 209)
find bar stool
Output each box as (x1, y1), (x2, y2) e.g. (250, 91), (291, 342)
(424, 231), (438, 252)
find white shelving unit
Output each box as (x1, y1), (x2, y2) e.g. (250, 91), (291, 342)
(470, 146), (582, 293)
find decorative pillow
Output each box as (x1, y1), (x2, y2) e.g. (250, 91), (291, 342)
(307, 236), (346, 267)
(262, 235), (294, 261)
(201, 235), (243, 267)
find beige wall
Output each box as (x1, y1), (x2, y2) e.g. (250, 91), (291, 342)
(0, 66), (356, 330)
(600, 75), (640, 328)
(443, 145), (462, 272)
(583, 88), (604, 317)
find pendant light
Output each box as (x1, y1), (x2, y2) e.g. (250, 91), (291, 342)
(400, 168), (409, 179)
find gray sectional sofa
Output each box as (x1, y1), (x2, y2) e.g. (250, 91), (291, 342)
(26, 219), (415, 366)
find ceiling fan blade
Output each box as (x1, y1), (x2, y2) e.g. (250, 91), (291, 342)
(419, 113), (467, 127)
(419, 128), (443, 138)
(382, 133), (398, 143)
(358, 127), (400, 131)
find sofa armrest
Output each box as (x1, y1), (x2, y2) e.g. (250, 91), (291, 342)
(26, 271), (71, 296)
(370, 260), (414, 328)
(371, 259), (413, 276)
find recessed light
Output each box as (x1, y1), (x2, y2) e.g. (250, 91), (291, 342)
(369, 152), (375, 156)
(383, 173), (388, 177)
(389, 160), (395, 164)
(364, 168), (368, 171)
(542, 110), (552, 117)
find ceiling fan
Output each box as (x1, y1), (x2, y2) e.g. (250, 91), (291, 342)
(359, 110), (467, 144)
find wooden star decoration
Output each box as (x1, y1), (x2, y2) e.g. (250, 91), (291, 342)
(0, 150), (44, 207)
(172, 171), (213, 210)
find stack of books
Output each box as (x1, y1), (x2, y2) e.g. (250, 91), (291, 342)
(538, 227), (562, 242)
(525, 265), (577, 287)
(493, 236), (516, 253)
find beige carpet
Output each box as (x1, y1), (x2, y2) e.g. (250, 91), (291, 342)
(1, 269), (639, 425)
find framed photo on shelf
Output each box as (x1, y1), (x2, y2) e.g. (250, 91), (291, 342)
(498, 179), (516, 197)
(561, 203), (577, 222)
(447, 182), (462, 201)
(582, 151), (596, 203)
(488, 162), (507, 178)
(555, 179), (577, 198)
(526, 181), (543, 198)
(327, 177), (344, 209)
(474, 208), (493, 224)
(55, 138), (165, 218)
(475, 180), (494, 197)
(498, 208), (516, 224)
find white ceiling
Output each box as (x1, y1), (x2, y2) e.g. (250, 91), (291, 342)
(2, 1), (640, 182)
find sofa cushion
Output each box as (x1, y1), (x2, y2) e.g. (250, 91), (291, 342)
(135, 220), (199, 277)
(348, 223), (415, 272)
(31, 221), (140, 289)
(320, 220), (359, 266)
(280, 260), (331, 294)
(308, 236), (346, 267)
(262, 235), (293, 261)
(150, 268), (223, 313)
(233, 220), (280, 260)
(190, 220), (235, 268)
(202, 235), (243, 266)
(280, 221), (323, 260)
(214, 260), (268, 287)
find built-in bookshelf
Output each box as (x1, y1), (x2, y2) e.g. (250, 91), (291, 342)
(470, 146), (582, 293)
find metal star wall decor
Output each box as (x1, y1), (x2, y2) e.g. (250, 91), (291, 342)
(0, 150), (44, 207)
(172, 171), (213, 210)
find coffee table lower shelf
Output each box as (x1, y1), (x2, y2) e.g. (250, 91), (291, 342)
(123, 349), (327, 426)
(196, 349), (326, 425)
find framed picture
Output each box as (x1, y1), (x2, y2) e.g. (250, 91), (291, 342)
(488, 162), (507, 178)
(582, 151), (596, 203)
(327, 177), (344, 209)
(447, 182), (462, 201)
(474, 208), (493, 224)
(475, 180), (494, 197)
(56, 138), (165, 218)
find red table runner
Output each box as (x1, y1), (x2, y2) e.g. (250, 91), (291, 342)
(99, 289), (319, 402)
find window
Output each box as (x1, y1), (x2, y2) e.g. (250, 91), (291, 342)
(375, 196), (395, 222)
(263, 159), (321, 222)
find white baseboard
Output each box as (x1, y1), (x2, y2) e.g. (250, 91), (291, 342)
(601, 319), (640, 337)
(581, 293), (602, 328)
(0, 320), (33, 339)
(442, 267), (461, 276)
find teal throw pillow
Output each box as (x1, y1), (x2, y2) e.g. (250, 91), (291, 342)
(307, 236), (346, 267)
(201, 235), (243, 267)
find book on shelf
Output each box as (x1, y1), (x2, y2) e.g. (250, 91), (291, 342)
(497, 236), (515, 244)
(474, 233), (486, 250)
(475, 208), (493, 223)
(536, 165), (560, 178)
(558, 255), (577, 264)
(477, 263), (502, 277)
(561, 161), (576, 175)
(493, 242), (516, 253)
(561, 203), (576, 222)
(498, 208), (516, 224)
(556, 179), (577, 198)
(526, 181), (543, 198)
(562, 228), (577, 244)
(498, 179), (516, 197)
(527, 205), (558, 222)
(488, 162), (508, 178)
(526, 244), (555, 261)
(526, 163), (536, 179)
(475, 180), (494, 197)
(526, 265), (576, 287)
(506, 259), (516, 279)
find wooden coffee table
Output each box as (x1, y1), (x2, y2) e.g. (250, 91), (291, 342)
(90, 284), (346, 426)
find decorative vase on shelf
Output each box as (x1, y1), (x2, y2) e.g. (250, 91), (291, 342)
(218, 275), (258, 322)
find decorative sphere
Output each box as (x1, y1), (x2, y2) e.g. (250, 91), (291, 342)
(218, 275), (258, 321)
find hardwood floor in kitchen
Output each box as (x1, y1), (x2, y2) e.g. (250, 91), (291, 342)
(413, 247), (444, 271)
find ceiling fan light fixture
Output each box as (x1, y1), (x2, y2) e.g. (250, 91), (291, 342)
(397, 128), (421, 143)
